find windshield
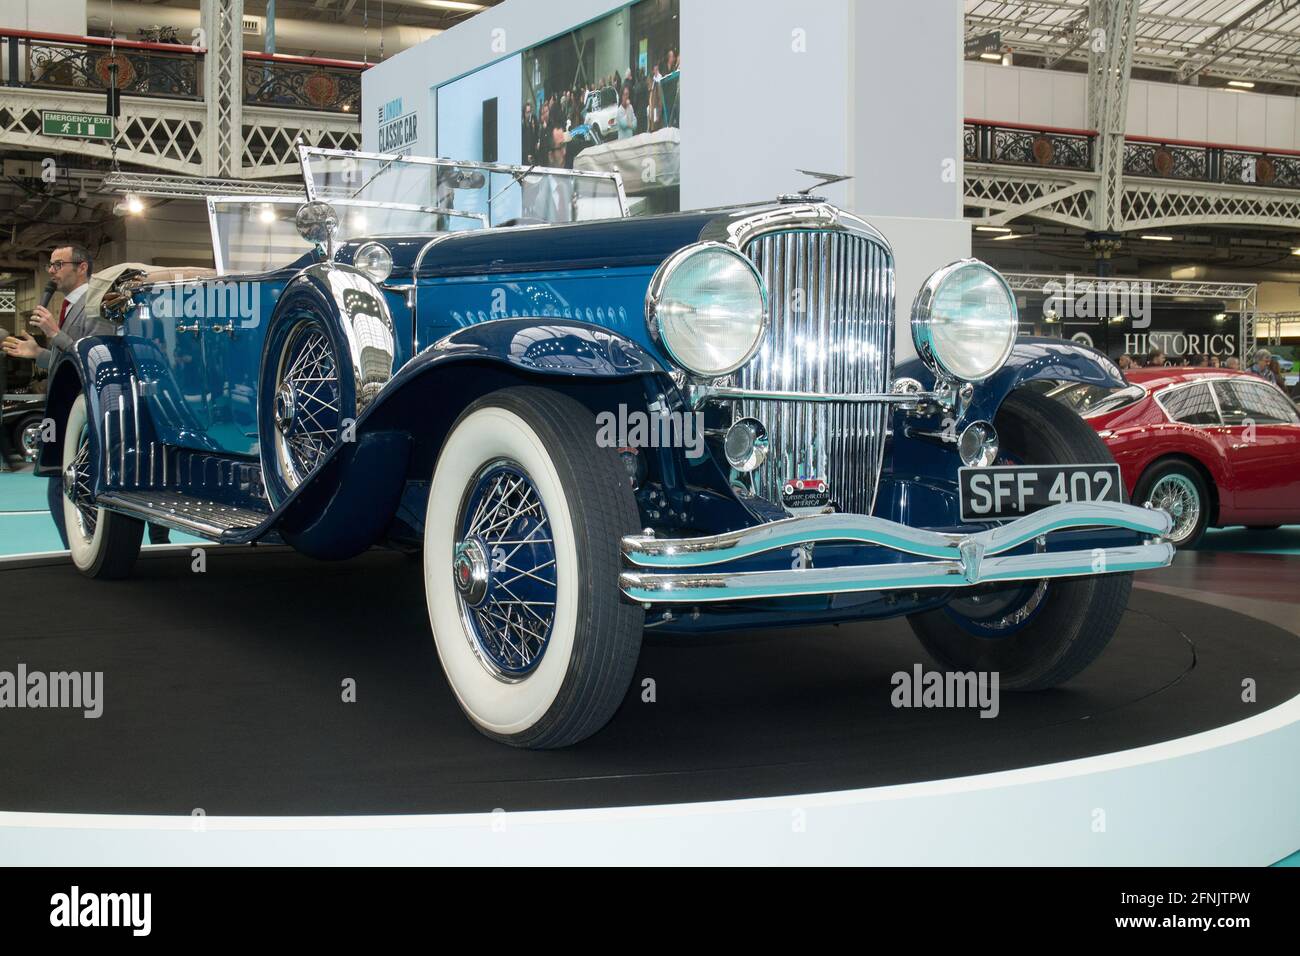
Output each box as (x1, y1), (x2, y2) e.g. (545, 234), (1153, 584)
(300, 146), (627, 230)
(206, 197), (486, 275)
(1045, 382), (1146, 416)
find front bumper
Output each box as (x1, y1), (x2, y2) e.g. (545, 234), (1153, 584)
(620, 502), (1174, 603)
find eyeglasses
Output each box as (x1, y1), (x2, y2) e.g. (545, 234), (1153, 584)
(47, 259), (83, 272)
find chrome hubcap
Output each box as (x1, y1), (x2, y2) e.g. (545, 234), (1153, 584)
(1147, 474), (1200, 543)
(273, 382), (296, 432)
(21, 422), (41, 460)
(452, 538), (490, 606)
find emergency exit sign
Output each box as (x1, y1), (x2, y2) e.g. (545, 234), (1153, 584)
(41, 111), (114, 140)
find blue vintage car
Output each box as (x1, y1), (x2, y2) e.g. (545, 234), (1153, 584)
(38, 146), (1174, 748)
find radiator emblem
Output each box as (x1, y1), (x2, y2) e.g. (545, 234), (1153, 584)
(782, 476), (831, 510)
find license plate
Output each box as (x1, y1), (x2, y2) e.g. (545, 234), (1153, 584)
(958, 464), (1122, 522)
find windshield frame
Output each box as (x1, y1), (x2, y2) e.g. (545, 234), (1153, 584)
(297, 145), (630, 224)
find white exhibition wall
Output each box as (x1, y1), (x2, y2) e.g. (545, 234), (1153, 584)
(966, 59), (1300, 151)
(361, 0), (969, 357)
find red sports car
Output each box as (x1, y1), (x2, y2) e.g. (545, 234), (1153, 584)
(1046, 368), (1300, 547)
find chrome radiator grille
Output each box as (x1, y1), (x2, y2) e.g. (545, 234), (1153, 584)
(737, 229), (894, 516)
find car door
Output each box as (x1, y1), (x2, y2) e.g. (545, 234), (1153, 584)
(124, 278), (213, 449)
(1211, 377), (1300, 516)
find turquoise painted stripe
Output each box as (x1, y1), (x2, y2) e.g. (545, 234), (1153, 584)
(1274, 850), (1300, 866)
(628, 505), (1170, 568)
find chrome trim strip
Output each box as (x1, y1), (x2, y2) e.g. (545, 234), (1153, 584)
(691, 385), (934, 407)
(622, 501), (1174, 568)
(620, 542), (1176, 603)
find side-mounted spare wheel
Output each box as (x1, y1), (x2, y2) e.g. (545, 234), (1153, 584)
(60, 394), (144, 579)
(907, 389), (1134, 690)
(257, 266), (396, 505)
(424, 387), (645, 748)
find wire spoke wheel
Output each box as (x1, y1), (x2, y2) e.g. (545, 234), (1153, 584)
(272, 320), (342, 490)
(1146, 473), (1201, 545)
(66, 423), (97, 540)
(453, 460), (558, 680)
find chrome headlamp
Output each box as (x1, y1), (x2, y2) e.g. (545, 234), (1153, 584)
(911, 259), (1018, 383)
(354, 242), (393, 283)
(646, 242), (768, 378)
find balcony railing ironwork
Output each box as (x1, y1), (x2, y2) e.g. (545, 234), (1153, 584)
(1, 30), (366, 114)
(1126, 134), (1300, 190)
(966, 119), (1300, 191)
(1, 29), (203, 100)
(965, 119), (1095, 171)
(242, 52), (363, 113)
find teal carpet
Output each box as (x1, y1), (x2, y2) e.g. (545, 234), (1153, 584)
(0, 466), (203, 556)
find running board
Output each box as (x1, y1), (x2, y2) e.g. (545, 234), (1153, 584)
(97, 490), (270, 540)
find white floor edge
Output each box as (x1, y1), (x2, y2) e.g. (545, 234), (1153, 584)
(2, 692), (1297, 865)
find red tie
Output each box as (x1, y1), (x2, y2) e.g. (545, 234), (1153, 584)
(58, 300), (69, 329)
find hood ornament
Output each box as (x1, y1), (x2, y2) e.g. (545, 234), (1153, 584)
(779, 169), (853, 204)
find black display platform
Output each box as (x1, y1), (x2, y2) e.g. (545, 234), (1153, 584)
(1, 547), (1297, 816)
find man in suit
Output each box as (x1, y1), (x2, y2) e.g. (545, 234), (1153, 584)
(3, 244), (109, 548)
(4, 244), (173, 548)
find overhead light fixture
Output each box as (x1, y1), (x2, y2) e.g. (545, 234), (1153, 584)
(1227, 80), (1255, 89)
(125, 193), (144, 215)
(979, 52), (1002, 61)
(423, 1), (487, 10)
(993, 232), (1023, 240)
(1292, 248), (1300, 256)
(1213, 313), (1228, 322)
(976, 226), (1012, 233)
(259, 204), (276, 224)
(1141, 234), (1174, 241)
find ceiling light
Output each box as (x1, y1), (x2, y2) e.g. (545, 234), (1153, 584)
(1227, 80), (1255, 89)
(423, 1), (487, 10)
(976, 226), (1011, 233)
(993, 232), (1022, 240)
(1213, 313), (1227, 322)
(1292, 248), (1300, 256)
(259, 204), (276, 224)
(126, 193), (144, 215)
(1141, 234), (1174, 241)
(979, 53), (1002, 61)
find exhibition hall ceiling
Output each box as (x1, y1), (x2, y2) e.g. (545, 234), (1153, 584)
(966, 0), (1300, 86)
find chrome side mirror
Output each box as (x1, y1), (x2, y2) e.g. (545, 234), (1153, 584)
(296, 200), (340, 260)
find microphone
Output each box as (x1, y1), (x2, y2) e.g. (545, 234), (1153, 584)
(29, 280), (57, 342)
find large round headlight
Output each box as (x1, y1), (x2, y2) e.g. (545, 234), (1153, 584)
(911, 259), (1018, 383)
(647, 242), (768, 378)
(354, 242), (393, 283)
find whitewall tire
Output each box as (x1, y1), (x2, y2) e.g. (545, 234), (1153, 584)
(61, 394), (143, 579)
(423, 387), (644, 748)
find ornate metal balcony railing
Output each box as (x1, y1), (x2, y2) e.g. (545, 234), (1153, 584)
(1125, 135), (1300, 190)
(0, 29), (203, 100)
(242, 52), (364, 114)
(965, 119), (1095, 171)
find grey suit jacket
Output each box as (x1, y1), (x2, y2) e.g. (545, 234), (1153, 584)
(35, 291), (114, 372)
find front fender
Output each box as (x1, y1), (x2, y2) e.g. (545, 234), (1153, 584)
(36, 336), (137, 480)
(895, 337), (1125, 426)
